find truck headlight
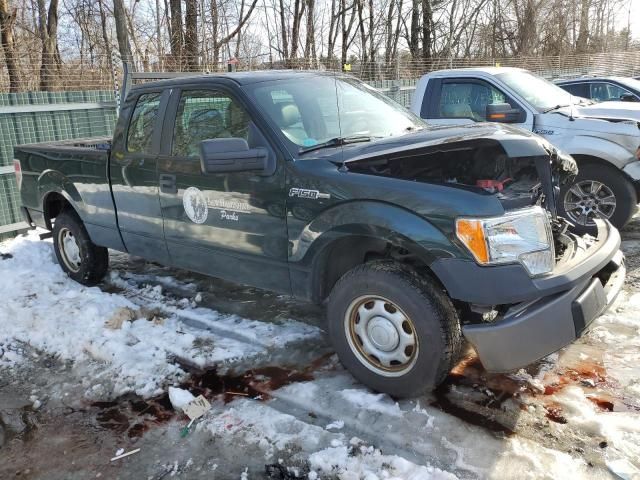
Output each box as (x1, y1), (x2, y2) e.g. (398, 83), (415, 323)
(456, 206), (555, 276)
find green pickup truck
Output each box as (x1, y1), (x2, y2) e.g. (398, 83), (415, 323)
(14, 71), (626, 397)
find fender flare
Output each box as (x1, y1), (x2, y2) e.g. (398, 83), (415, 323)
(38, 170), (87, 223)
(291, 200), (458, 265)
(558, 136), (636, 171)
(289, 200), (462, 302)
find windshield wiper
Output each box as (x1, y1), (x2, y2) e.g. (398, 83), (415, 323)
(299, 135), (373, 154)
(542, 104), (570, 114)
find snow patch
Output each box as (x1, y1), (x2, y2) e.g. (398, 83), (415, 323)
(339, 388), (402, 417)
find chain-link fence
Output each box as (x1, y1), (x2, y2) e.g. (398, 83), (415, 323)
(1, 50), (640, 239)
(3, 50), (640, 93)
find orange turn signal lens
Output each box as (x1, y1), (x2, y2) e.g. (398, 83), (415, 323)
(456, 219), (489, 263)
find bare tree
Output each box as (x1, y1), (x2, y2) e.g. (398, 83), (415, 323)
(0, 0), (21, 92)
(210, 0), (258, 65)
(113, 0), (133, 65)
(169, 0), (183, 61)
(185, 0), (198, 68)
(38, 0), (60, 90)
(576, 0), (590, 51)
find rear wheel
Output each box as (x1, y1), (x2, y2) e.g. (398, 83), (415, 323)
(559, 163), (637, 234)
(327, 261), (462, 398)
(53, 209), (108, 285)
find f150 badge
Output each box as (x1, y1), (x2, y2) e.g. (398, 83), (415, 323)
(289, 188), (331, 200)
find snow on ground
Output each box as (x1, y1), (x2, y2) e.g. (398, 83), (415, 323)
(2, 229), (640, 479)
(0, 231), (320, 397)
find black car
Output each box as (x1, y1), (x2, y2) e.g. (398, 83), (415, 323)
(556, 76), (640, 102)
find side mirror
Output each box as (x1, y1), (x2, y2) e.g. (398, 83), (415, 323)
(199, 138), (268, 174)
(619, 93), (637, 102)
(486, 103), (524, 123)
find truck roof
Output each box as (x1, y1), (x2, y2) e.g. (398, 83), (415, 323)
(425, 66), (526, 77)
(130, 69), (341, 90)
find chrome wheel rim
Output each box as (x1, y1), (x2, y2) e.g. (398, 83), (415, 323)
(344, 295), (418, 377)
(563, 180), (616, 226)
(58, 228), (82, 272)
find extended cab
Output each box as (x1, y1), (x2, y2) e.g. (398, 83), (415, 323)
(15, 71), (625, 397)
(411, 67), (640, 232)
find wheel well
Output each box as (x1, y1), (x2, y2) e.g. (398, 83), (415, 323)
(43, 192), (71, 230)
(571, 154), (638, 196)
(312, 235), (439, 303)
(571, 154), (615, 169)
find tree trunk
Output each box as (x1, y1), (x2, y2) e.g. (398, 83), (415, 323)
(304, 0), (315, 60)
(39, 0), (59, 91)
(97, 0), (112, 74)
(327, 0), (337, 60)
(409, 0), (420, 58)
(155, 0), (163, 58)
(278, 0), (288, 60)
(290, 0), (305, 60)
(0, 0), (21, 92)
(575, 0), (589, 52)
(113, 0), (133, 66)
(169, 0), (184, 65)
(185, 0), (198, 69)
(421, 0), (432, 59)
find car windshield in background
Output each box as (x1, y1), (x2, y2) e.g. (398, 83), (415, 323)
(245, 75), (425, 152)
(496, 70), (575, 112)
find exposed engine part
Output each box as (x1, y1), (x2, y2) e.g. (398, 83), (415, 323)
(347, 144), (545, 209)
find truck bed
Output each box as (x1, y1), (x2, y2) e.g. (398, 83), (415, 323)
(15, 136), (118, 246)
(17, 136), (112, 152)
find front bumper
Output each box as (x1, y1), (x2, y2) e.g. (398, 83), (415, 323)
(449, 220), (625, 372)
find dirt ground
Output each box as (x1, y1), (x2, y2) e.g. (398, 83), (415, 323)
(1, 218), (640, 479)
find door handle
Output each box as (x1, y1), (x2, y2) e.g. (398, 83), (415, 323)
(159, 174), (177, 194)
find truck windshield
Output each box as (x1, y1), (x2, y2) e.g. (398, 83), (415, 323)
(496, 70), (575, 112)
(244, 75), (424, 152)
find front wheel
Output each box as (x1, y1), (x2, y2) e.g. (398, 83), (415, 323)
(53, 208), (109, 285)
(327, 261), (462, 398)
(558, 163), (637, 234)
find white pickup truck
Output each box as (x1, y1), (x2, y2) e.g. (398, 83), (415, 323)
(410, 67), (640, 232)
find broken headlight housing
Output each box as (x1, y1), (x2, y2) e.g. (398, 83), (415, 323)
(456, 206), (555, 276)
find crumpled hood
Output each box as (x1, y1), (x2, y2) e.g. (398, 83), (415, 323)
(576, 101), (640, 122)
(537, 104), (640, 138)
(336, 123), (553, 163)
(337, 123), (577, 177)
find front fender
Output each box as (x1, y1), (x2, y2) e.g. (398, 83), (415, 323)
(556, 136), (636, 170)
(290, 200), (459, 265)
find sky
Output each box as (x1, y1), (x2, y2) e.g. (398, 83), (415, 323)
(624, 0), (640, 39)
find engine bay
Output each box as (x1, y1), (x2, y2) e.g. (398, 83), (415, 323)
(345, 143), (544, 210)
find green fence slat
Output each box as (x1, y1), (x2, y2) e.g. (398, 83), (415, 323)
(0, 89), (117, 239)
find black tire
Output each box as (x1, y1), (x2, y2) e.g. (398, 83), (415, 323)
(327, 260), (462, 398)
(558, 163), (637, 234)
(52, 208), (109, 286)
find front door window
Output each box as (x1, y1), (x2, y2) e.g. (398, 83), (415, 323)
(172, 90), (250, 157)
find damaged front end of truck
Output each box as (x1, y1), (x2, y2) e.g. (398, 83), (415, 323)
(337, 125), (624, 373)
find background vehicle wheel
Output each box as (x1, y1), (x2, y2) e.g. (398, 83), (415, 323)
(327, 260), (462, 398)
(558, 163), (637, 234)
(52, 208), (109, 286)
